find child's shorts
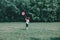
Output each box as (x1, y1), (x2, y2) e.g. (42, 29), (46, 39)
(26, 23), (28, 27)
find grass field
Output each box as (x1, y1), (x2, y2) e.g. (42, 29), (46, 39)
(0, 22), (60, 40)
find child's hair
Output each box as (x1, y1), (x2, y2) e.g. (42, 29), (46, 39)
(26, 17), (30, 19)
(25, 17), (30, 20)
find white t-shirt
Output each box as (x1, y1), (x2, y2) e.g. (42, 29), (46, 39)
(26, 20), (29, 24)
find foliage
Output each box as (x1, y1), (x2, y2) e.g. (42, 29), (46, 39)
(0, 0), (60, 22)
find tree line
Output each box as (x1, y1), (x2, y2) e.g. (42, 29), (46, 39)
(0, 0), (60, 22)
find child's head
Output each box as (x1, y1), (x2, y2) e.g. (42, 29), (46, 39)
(26, 17), (30, 19)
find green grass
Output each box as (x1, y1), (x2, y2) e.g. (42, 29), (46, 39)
(0, 22), (60, 40)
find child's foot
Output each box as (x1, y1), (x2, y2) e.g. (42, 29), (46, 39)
(25, 27), (28, 30)
(26, 27), (28, 30)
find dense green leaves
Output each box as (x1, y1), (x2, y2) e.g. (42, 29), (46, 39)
(0, 0), (60, 22)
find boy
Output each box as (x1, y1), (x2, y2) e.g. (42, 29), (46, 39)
(25, 17), (30, 30)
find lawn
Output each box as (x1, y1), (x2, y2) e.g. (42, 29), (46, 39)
(0, 22), (60, 40)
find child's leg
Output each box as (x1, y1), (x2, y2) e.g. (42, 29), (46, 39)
(26, 23), (28, 29)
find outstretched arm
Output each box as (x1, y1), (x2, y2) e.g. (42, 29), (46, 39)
(25, 18), (27, 20)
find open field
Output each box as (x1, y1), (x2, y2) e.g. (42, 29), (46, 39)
(0, 22), (60, 40)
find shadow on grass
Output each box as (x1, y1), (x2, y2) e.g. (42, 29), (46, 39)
(20, 29), (26, 30)
(50, 37), (60, 40)
(0, 38), (3, 40)
(30, 37), (40, 40)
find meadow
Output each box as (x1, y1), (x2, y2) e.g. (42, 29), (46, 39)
(0, 22), (60, 40)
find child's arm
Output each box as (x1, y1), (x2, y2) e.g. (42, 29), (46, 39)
(28, 17), (30, 20)
(25, 18), (27, 20)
